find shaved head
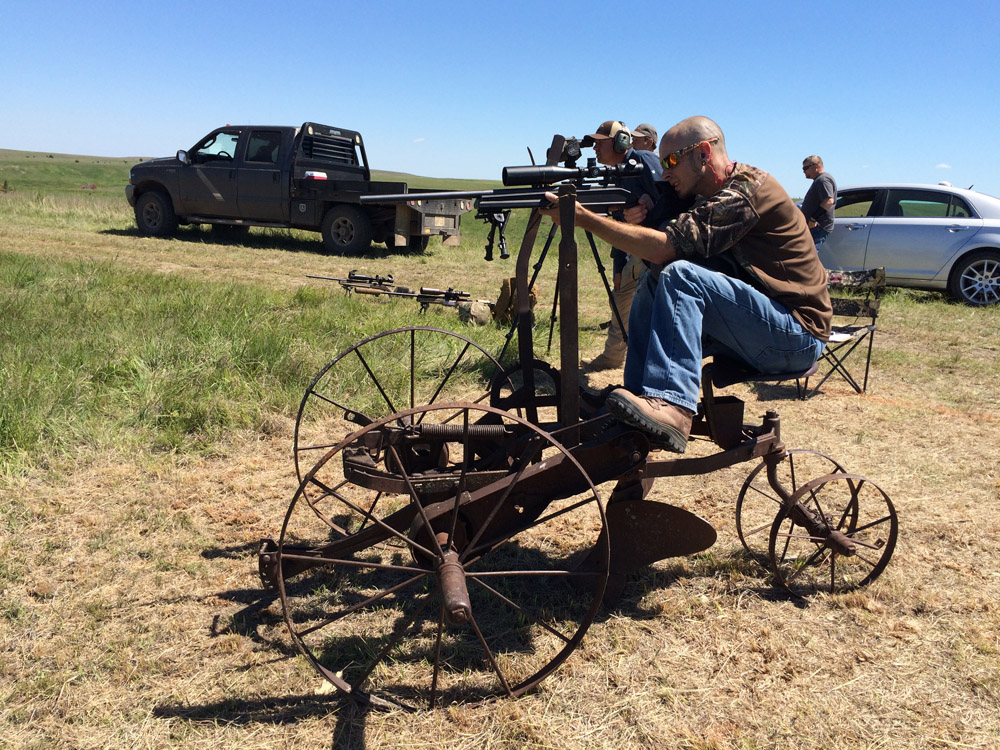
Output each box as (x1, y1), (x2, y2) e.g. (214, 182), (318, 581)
(658, 116), (732, 198)
(662, 116), (726, 154)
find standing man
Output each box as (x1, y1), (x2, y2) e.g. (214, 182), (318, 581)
(800, 156), (837, 249)
(580, 120), (663, 372)
(631, 123), (658, 152)
(543, 117), (831, 453)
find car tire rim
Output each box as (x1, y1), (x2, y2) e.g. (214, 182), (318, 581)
(961, 259), (1000, 305)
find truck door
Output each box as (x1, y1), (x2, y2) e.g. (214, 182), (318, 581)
(236, 129), (287, 221)
(176, 128), (242, 217)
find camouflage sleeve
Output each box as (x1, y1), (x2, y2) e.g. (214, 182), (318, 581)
(662, 180), (759, 259)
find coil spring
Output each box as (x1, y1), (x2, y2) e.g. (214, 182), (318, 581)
(417, 423), (512, 440)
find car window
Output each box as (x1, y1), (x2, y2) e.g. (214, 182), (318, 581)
(948, 196), (972, 218)
(247, 130), (282, 164)
(834, 189), (878, 218)
(884, 189), (952, 218)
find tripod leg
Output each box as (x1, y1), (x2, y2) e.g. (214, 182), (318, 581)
(547, 264), (561, 354)
(585, 231), (627, 344)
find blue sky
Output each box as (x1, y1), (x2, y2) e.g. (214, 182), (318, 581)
(2, 0), (999, 198)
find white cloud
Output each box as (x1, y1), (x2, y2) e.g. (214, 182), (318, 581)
(413, 137), (426, 144)
(936, 163), (952, 169)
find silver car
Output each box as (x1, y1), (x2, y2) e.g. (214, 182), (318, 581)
(817, 183), (1000, 305)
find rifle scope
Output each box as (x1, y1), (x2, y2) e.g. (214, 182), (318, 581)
(502, 159), (644, 187)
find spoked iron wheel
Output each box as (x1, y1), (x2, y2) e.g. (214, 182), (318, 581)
(768, 472), (897, 596)
(293, 327), (506, 482)
(277, 403), (608, 709)
(735, 449), (848, 558)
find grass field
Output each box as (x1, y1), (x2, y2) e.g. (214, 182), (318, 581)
(1, 151), (999, 749)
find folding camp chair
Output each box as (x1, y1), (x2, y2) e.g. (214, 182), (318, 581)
(799, 268), (885, 399)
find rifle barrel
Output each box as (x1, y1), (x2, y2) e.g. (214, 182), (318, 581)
(360, 190), (488, 203)
(362, 185), (631, 211)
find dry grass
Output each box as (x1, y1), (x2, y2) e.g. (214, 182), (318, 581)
(2, 198), (999, 749)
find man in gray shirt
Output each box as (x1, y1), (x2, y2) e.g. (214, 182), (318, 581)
(800, 156), (836, 249)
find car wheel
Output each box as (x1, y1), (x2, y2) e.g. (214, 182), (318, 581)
(321, 205), (373, 254)
(135, 191), (178, 237)
(948, 250), (1000, 306)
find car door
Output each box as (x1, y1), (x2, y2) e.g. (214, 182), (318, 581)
(237, 129), (288, 222)
(864, 188), (983, 284)
(817, 188), (880, 272)
(176, 128), (242, 217)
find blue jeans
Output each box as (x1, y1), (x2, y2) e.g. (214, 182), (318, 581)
(810, 226), (830, 249)
(624, 261), (827, 413)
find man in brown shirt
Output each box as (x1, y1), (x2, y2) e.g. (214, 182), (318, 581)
(543, 116), (831, 452)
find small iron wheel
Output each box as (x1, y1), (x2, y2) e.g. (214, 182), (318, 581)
(293, 326), (507, 482)
(768, 472), (897, 596)
(735, 449), (848, 558)
(277, 402), (608, 709)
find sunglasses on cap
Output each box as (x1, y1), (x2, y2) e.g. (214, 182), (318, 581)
(661, 137), (719, 170)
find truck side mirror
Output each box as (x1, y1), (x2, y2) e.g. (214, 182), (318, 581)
(176, 150), (190, 166)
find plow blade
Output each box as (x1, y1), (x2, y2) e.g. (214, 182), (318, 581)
(605, 500), (717, 574)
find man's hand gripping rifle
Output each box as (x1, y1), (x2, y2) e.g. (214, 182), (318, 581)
(360, 139), (645, 261)
(307, 270), (471, 314)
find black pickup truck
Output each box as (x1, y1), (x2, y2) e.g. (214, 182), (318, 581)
(125, 122), (470, 253)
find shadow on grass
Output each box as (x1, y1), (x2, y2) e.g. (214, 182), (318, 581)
(154, 692), (373, 749)
(602, 546), (810, 619)
(201, 540), (260, 561)
(209, 587), (296, 653)
(99, 225), (413, 260)
(172, 540), (804, 735)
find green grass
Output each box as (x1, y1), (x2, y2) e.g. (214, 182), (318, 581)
(0, 251), (510, 475)
(0, 148), (137, 199)
(0, 254), (296, 470)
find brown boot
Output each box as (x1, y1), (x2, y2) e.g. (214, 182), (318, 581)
(605, 389), (693, 453)
(582, 352), (624, 372)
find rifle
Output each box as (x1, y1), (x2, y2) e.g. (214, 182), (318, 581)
(360, 148), (644, 261)
(307, 270), (472, 314)
(307, 270), (397, 293)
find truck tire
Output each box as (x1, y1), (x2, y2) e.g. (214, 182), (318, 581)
(135, 191), (178, 237)
(321, 205), (373, 254)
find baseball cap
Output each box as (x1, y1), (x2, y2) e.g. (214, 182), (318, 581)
(632, 123), (657, 142)
(581, 120), (630, 147)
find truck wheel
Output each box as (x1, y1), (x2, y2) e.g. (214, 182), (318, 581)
(321, 205), (373, 254)
(135, 191), (178, 237)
